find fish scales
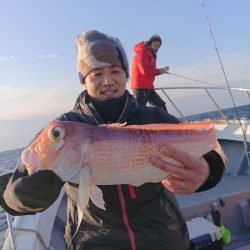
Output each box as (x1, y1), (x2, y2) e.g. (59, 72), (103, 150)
(87, 129), (215, 169)
(84, 126), (216, 185)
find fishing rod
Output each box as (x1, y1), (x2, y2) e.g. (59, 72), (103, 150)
(167, 72), (220, 87)
(200, 0), (250, 166)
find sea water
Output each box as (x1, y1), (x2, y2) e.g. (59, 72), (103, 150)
(0, 104), (249, 248)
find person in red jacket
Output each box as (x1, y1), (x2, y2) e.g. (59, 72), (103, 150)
(131, 35), (169, 111)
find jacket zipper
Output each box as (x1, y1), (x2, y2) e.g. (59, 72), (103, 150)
(87, 95), (137, 249)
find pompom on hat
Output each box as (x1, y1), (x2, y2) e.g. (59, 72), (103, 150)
(76, 30), (129, 83)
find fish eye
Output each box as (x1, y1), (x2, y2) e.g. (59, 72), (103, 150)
(49, 127), (65, 140)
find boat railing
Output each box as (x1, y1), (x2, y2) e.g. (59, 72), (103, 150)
(155, 86), (250, 171)
(5, 160), (21, 250)
(154, 86), (250, 123)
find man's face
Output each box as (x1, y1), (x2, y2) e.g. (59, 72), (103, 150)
(151, 41), (161, 53)
(84, 66), (127, 101)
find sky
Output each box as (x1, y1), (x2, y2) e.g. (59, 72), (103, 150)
(0, 0), (250, 152)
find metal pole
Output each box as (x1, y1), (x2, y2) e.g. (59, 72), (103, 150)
(200, 0), (250, 168)
(204, 88), (227, 121)
(4, 159), (21, 250)
(160, 89), (188, 121)
(6, 213), (17, 250)
(246, 90), (250, 100)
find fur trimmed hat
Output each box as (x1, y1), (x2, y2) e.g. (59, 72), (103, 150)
(76, 30), (129, 83)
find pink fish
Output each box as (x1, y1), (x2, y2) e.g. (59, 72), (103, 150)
(21, 120), (223, 229)
(22, 120), (220, 185)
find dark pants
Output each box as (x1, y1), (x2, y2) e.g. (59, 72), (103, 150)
(133, 89), (167, 111)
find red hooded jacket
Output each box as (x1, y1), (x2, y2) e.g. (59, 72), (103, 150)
(131, 42), (160, 89)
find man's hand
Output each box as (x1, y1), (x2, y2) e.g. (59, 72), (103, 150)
(159, 66), (169, 74)
(149, 145), (210, 195)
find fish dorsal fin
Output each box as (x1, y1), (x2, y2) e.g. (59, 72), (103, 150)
(124, 120), (217, 131)
(99, 122), (127, 128)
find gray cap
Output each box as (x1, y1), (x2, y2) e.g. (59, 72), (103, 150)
(76, 30), (129, 83)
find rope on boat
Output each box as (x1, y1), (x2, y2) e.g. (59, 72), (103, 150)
(200, 0), (250, 167)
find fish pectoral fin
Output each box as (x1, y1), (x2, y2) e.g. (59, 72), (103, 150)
(71, 168), (91, 240)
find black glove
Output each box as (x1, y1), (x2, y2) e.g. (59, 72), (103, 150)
(3, 162), (64, 215)
(0, 172), (13, 209)
(0, 172), (13, 193)
(196, 150), (225, 192)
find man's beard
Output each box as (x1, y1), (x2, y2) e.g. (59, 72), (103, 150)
(152, 48), (158, 55)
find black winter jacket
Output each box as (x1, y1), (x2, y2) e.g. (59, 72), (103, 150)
(1, 90), (225, 250)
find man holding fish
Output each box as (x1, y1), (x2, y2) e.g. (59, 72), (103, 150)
(0, 30), (226, 250)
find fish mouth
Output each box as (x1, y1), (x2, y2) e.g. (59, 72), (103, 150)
(21, 147), (42, 174)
